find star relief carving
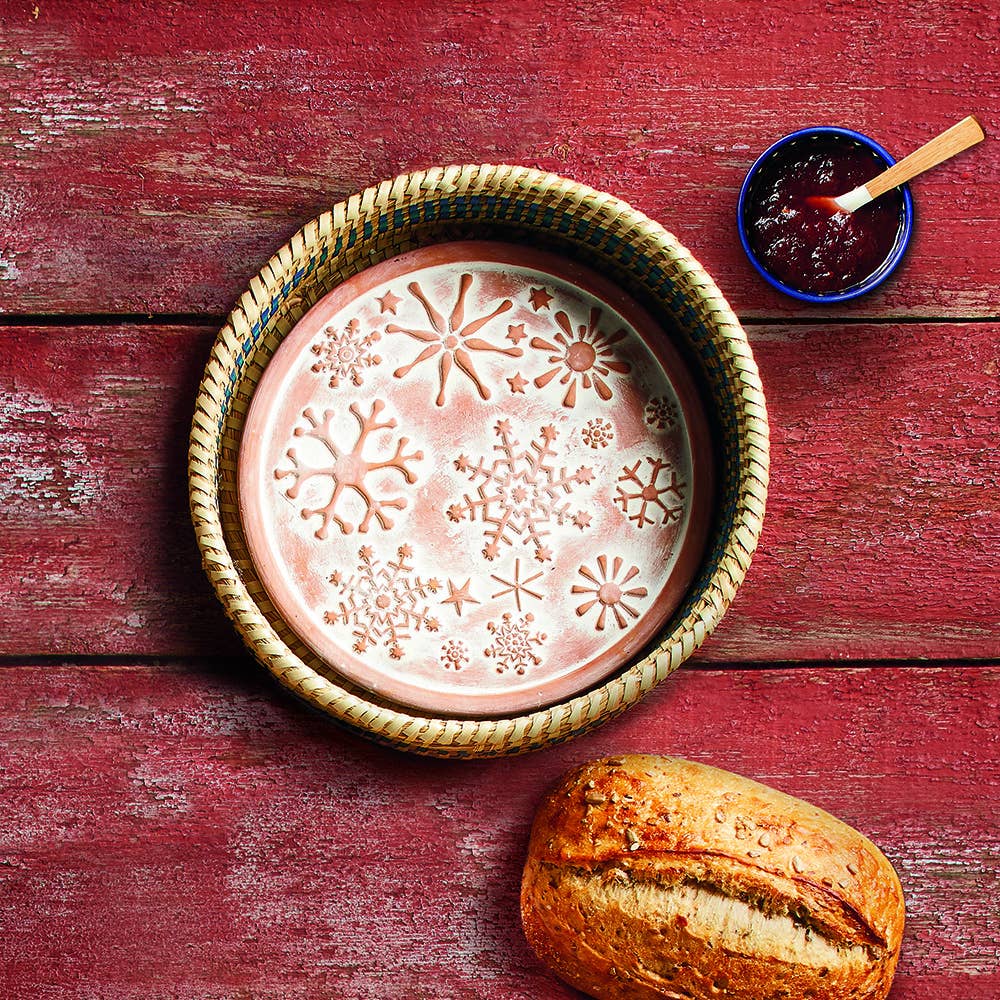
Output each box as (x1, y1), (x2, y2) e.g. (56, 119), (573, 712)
(528, 287), (554, 311)
(377, 289), (403, 315)
(506, 323), (528, 345)
(441, 578), (480, 617)
(507, 372), (529, 394)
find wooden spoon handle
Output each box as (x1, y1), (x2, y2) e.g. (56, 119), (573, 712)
(865, 116), (985, 199)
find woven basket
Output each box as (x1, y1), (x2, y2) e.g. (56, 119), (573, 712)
(188, 164), (769, 758)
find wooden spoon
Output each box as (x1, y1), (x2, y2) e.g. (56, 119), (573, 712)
(807, 115), (985, 215)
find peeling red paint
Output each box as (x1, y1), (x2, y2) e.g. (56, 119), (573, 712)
(0, 1), (997, 317)
(0, 663), (997, 997)
(1, 321), (997, 661)
(1, 3), (998, 997)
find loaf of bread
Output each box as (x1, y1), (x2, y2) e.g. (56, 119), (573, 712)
(521, 755), (904, 1000)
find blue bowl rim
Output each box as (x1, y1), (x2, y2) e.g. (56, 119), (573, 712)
(737, 126), (915, 304)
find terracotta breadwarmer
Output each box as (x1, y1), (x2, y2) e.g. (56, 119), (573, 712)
(189, 164), (769, 756)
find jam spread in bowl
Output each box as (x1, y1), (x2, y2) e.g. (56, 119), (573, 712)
(738, 128), (913, 302)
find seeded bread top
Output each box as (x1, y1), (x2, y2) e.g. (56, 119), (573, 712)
(526, 754), (904, 951)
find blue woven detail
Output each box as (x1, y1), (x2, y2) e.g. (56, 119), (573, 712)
(362, 221), (372, 239)
(378, 215), (389, 233)
(699, 340), (720, 361)
(493, 195), (516, 221)
(506, 198), (527, 222)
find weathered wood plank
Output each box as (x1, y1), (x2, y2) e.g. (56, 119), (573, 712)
(3, 320), (998, 661)
(0, 1), (997, 318)
(0, 661), (996, 998)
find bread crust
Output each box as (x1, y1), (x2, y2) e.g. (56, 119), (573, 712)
(521, 755), (905, 1000)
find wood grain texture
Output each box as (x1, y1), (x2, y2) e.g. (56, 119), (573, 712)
(2, 4), (998, 996)
(0, 661), (996, 999)
(2, 320), (997, 661)
(0, 0), (997, 319)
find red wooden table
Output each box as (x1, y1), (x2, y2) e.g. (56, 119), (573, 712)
(2, 3), (998, 997)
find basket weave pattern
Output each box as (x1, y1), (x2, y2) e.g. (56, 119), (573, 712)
(188, 164), (769, 757)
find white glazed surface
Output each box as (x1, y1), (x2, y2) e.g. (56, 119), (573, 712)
(238, 243), (711, 715)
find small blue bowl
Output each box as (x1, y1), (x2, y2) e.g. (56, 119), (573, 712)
(737, 127), (914, 303)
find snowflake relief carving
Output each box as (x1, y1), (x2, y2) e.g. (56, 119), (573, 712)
(530, 307), (631, 408)
(385, 274), (522, 406)
(615, 457), (687, 528)
(310, 317), (382, 388)
(645, 396), (679, 431)
(581, 417), (614, 449)
(483, 612), (546, 675)
(325, 545), (440, 659)
(573, 556), (649, 631)
(447, 420), (595, 563)
(439, 638), (469, 672)
(490, 557), (544, 612)
(274, 400), (422, 539)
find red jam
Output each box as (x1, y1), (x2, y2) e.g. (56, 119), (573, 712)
(743, 137), (905, 295)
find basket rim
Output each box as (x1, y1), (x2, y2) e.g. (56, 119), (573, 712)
(188, 162), (770, 758)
